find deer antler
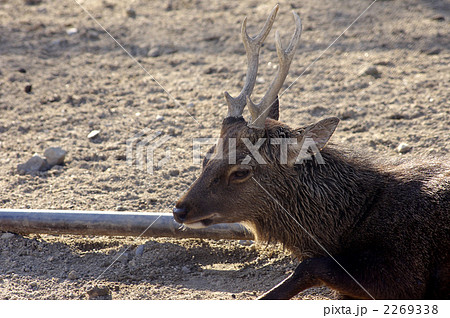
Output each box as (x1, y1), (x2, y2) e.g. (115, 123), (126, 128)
(247, 11), (302, 129)
(224, 4), (279, 118)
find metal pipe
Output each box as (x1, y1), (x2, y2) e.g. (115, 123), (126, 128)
(0, 209), (254, 241)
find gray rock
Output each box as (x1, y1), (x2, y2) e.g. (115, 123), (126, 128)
(17, 154), (48, 174)
(361, 66), (381, 78)
(169, 169), (179, 176)
(135, 245), (144, 257)
(68, 270), (78, 280)
(1, 232), (15, 239)
(181, 266), (191, 274)
(44, 147), (67, 166)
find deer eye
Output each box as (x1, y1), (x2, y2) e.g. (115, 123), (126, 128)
(229, 169), (251, 183)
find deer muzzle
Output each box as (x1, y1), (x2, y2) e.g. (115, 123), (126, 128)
(172, 204), (219, 229)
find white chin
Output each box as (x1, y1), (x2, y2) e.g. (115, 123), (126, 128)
(184, 222), (207, 229)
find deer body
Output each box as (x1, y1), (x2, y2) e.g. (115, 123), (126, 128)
(249, 142), (450, 299)
(173, 5), (450, 299)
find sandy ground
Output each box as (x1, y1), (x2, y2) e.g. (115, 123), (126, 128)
(0, 0), (448, 299)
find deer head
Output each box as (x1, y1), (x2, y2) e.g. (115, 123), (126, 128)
(173, 5), (339, 230)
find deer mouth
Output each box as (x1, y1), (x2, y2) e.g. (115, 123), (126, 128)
(183, 214), (218, 229)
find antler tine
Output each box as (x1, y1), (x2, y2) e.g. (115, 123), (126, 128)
(224, 4), (279, 118)
(247, 11), (302, 129)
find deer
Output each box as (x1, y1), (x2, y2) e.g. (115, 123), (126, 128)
(173, 5), (450, 300)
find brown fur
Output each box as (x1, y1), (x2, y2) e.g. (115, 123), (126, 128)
(174, 115), (450, 299)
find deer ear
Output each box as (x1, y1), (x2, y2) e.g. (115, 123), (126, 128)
(285, 117), (339, 166)
(301, 117), (339, 150)
(267, 96), (279, 121)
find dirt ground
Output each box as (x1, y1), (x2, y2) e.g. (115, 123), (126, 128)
(0, 0), (448, 300)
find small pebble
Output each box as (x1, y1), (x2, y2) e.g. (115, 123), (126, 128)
(168, 128), (181, 136)
(361, 66), (381, 78)
(431, 15), (445, 22)
(86, 285), (111, 300)
(87, 130), (101, 139)
(68, 270), (78, 280)
(50, 94), (61, 102)
(24, 84), (32, 93)
(66, 27), (78, 36)
(126, 8), (136, 18)
(85, 30), (100, 41)
(397, 143), (412, 154)
(374, 60), (394, 67)
(203, 66), (217, 74)
(44, 147), (67, 166)
(238, 240), (254, 246)
(156, 115), (164, 121)
(24, 0), (42, 5)
(50, 39), (68, 47)
(147, 47), (161, 58)
(181, 266), (191, 274)
(425, 48), (441, 56)
(169, 169), (180, 176)
(166, 0), (173, 11)
(135, 245), (144, 257)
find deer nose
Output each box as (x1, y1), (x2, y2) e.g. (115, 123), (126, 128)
(173, 206), (188, 223)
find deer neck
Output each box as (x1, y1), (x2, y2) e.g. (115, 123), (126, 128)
(247, 147), (381, 259)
